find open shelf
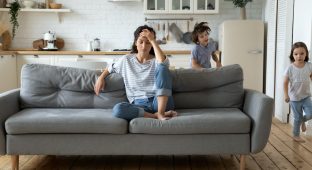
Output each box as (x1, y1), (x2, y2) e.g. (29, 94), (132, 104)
(0, 8), (71, 23)
(0, 8), (71, 12)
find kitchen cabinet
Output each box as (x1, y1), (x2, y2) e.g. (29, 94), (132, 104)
(144, 0), (218, 14)
(0, 55), (17, 93)
(193, 0), (219, 14)
(168, 54), (219, 69)
(54, 55), (122, 71)
(17, 55), (54, 87)
(169, 0), (193, 14)
(168, 54), (191, 69)
(144, 0), (168, 14)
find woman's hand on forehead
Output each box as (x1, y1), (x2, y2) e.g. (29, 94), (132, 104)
(140, 29), (155, 41)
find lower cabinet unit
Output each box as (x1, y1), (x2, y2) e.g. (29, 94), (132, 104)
(169, 54), (219, 69)
(0, 55), (17, 93)
(54, 55), (121, 71)
(168, 54), (191, 69)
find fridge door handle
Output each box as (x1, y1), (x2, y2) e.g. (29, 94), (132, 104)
(248, 50), (263, 54)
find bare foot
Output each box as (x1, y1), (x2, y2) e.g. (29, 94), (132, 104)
(165, 110), (178, 117)
(301, 122), (306, 132)
(293, 136), (305, 143)
(155, 112), (171, 120)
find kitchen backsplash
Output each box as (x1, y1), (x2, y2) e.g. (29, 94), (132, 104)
(0, 0), (264, 50)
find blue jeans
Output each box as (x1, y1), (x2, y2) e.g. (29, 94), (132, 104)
(290, 97), (312, 136)
(112, 63), (174, 121)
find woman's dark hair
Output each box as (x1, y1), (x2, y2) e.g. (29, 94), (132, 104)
(191, 22), (211, 44)
(131, 25), (155, 55)
(289, 42), (309, 62)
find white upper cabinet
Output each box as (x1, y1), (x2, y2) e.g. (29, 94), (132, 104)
(144, 0), (168, 14)
(194, 0), (219, 14)
(169, 0), (193, 14)
(144, 0), (218, 14)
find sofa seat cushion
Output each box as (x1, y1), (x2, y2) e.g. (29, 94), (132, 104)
(129, 108), (250, 134)
(5, 109), (128, 134)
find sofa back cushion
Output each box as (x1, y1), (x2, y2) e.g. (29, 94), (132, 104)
(20, 64), (127, 108)
(172, 64), (244, 109)
(20, 63), (243, 109)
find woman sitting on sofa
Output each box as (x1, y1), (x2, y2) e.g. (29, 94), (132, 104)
(94, 25), (177, 121)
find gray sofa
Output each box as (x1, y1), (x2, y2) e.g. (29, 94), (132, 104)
(0, 64), (274, 170)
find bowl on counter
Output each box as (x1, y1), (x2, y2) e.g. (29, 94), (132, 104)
(49, 3), (62, 9)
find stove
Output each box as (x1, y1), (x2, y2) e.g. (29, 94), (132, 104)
(112, 49), (131, 51)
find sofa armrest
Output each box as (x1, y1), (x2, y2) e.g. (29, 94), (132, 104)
(0, 89), (20, 155)
(243, 89), (274, 153)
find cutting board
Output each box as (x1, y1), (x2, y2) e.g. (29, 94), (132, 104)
(0, 30), (12, 51)
(33, 38), (65, 50)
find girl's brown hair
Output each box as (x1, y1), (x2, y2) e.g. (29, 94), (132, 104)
(191, 22), (211, 44)
(131, 25), (155, 55)
(289, 42), (309, 62)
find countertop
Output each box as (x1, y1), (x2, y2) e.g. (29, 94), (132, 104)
(0, 50), (191, 55)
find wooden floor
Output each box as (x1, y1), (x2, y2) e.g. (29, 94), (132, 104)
(1, 118), (312, 170)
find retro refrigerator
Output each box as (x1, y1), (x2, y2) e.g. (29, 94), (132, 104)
(219, 20), (264, 92)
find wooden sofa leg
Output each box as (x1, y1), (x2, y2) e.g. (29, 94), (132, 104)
(240, 155), (246, 170)
(11, 155), (19, 170)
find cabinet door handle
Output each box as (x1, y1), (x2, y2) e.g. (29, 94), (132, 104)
(248, 50), (262, 54)
(34, 55), (39, 58)
(78, 55), (83, 58)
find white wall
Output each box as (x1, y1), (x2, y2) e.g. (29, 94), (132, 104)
(264, 0), (276, 98)
(0, 0), (264, 50)
(293, 0), (312, 52)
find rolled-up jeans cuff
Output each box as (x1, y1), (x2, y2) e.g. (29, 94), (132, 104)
(155, 88), (172, 96)
(138, 107), (145, 117)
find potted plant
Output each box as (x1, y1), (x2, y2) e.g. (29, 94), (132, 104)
(232, 0), (252, 20)
(9, 0), (21, 39)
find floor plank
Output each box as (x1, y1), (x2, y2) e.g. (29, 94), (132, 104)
(173, 155), (190, 170)
(190, 155), (208, 170)
(0, 155), (12, 170)
(271, 125), (312, 167)
(263, 141), (297, 170)
(71, 155), (97, 170)
(122, 155), (141, 170)
(205, 155), (225, 170)
(157, 155), (174, 170)
(234, 154), (261, 170)
(140, 155), (157, 170)
(105, 155), (124, 170)
(273, 118), (312, 150)
(20, 155), (46, 169)
(250, 151), (279, 170)
(219, 155), (240, 170)
(269, 133), (312, 169)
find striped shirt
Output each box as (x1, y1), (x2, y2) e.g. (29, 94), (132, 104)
(284, 62), (312, 101)
(107, 54), (169, 103)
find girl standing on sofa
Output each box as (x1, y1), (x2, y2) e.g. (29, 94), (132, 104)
(284, 41), (312, 142)
(190, 22), (222, 69)
(94, 25), (177, 121)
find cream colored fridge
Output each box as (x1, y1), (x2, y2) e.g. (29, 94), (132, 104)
(219, 20), (264, 92)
